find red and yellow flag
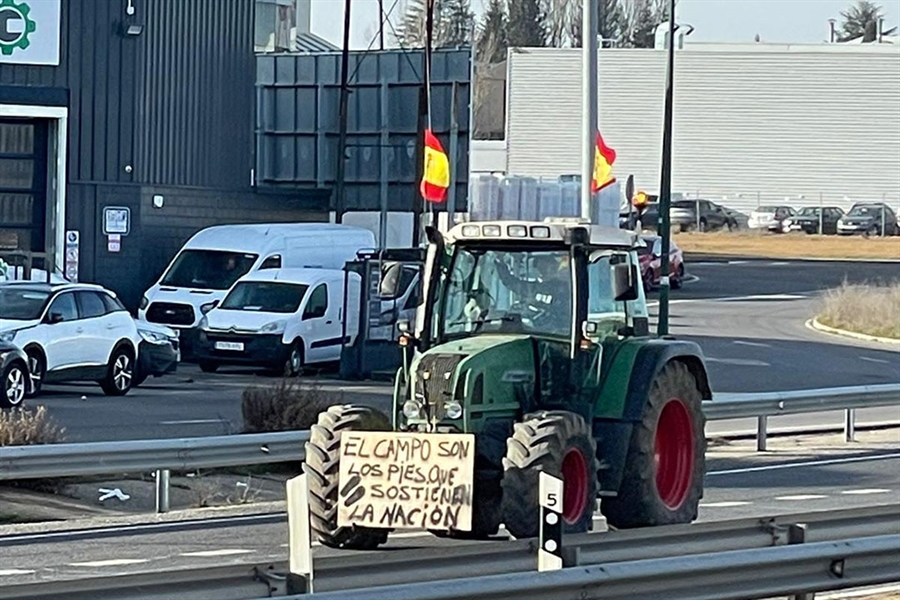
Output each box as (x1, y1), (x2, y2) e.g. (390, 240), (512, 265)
(591, 131), (617, 193)
(420, 129), (450, 203)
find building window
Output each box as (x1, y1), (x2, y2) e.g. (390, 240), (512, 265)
(255, 0), (298, 53)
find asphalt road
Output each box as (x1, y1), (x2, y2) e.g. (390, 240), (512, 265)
(1, 430), (897, 588)
(22, 258), (900, 441)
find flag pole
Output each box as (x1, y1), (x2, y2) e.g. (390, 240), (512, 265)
(581, 0), (599, 220)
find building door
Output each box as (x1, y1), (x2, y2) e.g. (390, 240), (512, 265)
(0, 119), (49, 259)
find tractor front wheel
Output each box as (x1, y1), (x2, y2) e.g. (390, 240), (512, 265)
(501, 411), (598, 539)
(303, 405), (392, 550)
(601, 361), (705, 528)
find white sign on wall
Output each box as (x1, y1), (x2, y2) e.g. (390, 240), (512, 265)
(0, 0), (61, 66)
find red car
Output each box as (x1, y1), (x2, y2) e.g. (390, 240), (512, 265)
(638, 235), (684, 291)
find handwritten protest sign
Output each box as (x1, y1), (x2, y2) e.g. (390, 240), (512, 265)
(337, 432), (475, 532)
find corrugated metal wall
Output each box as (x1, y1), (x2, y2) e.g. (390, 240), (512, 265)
(256, 48), (472, 212)
(506, 46), (900, 212)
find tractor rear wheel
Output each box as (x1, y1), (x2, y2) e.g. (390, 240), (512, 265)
(601, 361), (705, 528)
(303, 405), (392, 550)
(501, 411), (598, 539)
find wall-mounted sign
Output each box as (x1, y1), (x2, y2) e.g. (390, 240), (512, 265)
(64, 230), (79, 282)
(0, 0), (61, 66)
(103, 206), (131, 235)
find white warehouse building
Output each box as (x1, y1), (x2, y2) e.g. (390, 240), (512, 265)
(497, 44), (900, 214)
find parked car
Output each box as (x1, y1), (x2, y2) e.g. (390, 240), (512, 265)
(637, 235), (685, 290)
(139, 223), (376, 359)
(0, 282), (141, 397)
(1, 341), (29, 409)
(134, 320), (180, 387)
(748, 205), (796, 231)
(670, 199), (735, 232)
(620, 202), (659, 231)
(783, 207), (845, 234)
(195, 268), (361, 374)
(837, 203), (899, 236)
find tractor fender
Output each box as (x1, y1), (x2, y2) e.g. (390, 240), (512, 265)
(621, 339), (712, 421)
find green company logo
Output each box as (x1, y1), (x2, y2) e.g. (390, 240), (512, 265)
(0, 0), (36, 56)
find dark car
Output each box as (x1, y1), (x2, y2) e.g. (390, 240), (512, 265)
(133, 320), (179, 387)
(784, 207), (845, 234)
(637, 235), (685, 291)
(670, 199), (736, 232)
(837, 203), (900, 236)
(1, 342), (29, 409)
(620, 202), (660, 231)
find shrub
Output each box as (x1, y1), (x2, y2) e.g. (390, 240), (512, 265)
(242, 379), (340, 433)
(818, 282), (900, 339)
(0, 406), (65, 446)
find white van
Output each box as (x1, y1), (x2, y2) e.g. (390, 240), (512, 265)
(138, 223), (375, 353)
(192, 268), (360, 374)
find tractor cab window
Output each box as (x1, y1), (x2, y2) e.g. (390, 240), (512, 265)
(587, 251), (647, 337)
(441, 247), (572, 340)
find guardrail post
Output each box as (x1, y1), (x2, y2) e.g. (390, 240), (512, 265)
(756, 416), (767, 452)
(287, 473), (314, 593)
(844, 409), (856, 443)
(789, 524), (814, 600)
(155, 469), (170, 513)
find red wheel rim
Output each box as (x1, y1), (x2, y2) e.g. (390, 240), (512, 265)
(654, 398), (695, 510)
(561, 448), (588, 524)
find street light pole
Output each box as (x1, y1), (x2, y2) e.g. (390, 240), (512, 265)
(581, 0), (599, 220)
(657, 0), (676, 336)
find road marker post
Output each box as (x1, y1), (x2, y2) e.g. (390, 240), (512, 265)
(538, 472), (564, 572)
(286, 473), (313, 593)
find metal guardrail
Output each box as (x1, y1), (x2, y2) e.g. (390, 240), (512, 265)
(5, 505), (898, 599)
(0, 384), (898, 511)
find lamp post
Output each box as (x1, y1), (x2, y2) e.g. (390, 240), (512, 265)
(656, 0), (676, 336)
(581, 0), (599, 220)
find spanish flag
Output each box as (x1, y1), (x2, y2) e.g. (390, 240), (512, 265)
(591, 131), (617, 193)
(420, 129), (450, 203)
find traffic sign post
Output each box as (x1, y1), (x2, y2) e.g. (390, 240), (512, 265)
(538, 472), (564, 572)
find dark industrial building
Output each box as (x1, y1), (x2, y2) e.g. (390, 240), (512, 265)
(0, 0), (469, 309)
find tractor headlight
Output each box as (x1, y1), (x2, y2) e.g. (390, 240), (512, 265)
(444, 400), (463, 420)
(403, 400), (422, 420)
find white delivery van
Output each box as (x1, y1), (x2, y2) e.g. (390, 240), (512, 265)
(192, 268), (360, 375)
(137, 223), (375, 355)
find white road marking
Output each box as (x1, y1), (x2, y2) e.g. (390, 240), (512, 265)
(69, 559), (150, 568)
(775, 494), (828, 501)
(859, 356), (891, 365)
(708, 453), (900, 476)
(700, 501), (752, 508)
(732, 340), (771, 348)
(768, 261), (790, 266)
(840, 488), (892, 495)
(819, 584), (900, 599)
(728, 260), (748, 265)
(180, 549), (255, 558)
(706, 357), (771, 367)
(159, 419), (228, 425)
(0, 569), (36, 576)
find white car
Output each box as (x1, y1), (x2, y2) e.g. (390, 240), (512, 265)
(748, 205), (796, 231)
(0, 282), (142, 397)
(194, 268), (360, 374)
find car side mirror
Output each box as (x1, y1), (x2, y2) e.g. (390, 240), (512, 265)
(46, 312), (64, 324)
(613, 264), (639, 302)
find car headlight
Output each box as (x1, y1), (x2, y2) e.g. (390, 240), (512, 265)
(444, 400), (463, 420)
(260, 320), (286, 334)
(0, 330), (17, 344)
(139, 329), (168, 344)
(139, 296), (149, 310)
(403, 400), (422, 420)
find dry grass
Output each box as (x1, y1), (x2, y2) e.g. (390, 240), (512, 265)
(0, 406), (66, 446)
(242, 379), (340, 433)
(674, 231), (900, 260)
(818, 282), (900, 339)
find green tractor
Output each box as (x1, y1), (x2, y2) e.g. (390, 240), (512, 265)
(305, 219), (711, 549)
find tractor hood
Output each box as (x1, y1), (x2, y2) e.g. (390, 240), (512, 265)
(405, 335), (566, 429)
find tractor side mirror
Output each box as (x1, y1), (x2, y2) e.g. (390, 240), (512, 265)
(613, 264), (639, 302)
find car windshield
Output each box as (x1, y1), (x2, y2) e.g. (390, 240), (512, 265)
(757, 206), (783, 213)
(161, 250), (258, 290)
(441, 247), (572, 340)
(671, 201), (694, 209)
(848, 205), (880, 217)
(798, 208), (819, 216)
(220, 282), (309, 313)
(0, 288), (50, 320)
(639, 237), (660, 256)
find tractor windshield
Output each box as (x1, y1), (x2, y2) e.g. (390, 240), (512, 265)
(440, 246), (572, 340)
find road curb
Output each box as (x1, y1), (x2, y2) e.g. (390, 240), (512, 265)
(807, 318), (900, 346)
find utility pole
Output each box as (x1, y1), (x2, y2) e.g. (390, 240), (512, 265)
(656, 0), (676, 336)
(581, 0), (599, 220)
(377, 0), (385, 50)
(334, 0), (353, 224)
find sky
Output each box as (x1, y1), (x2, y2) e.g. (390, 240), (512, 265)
(309, 0), (900, 49)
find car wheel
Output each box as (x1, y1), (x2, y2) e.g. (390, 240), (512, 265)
(25, 349), (44, 398)
(100, 347), (135, 396)
(671, 264), (684, 290)
(1, 360), (27, 409)
(698, 218), (707, 233)
(283, 342), (304, 377)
